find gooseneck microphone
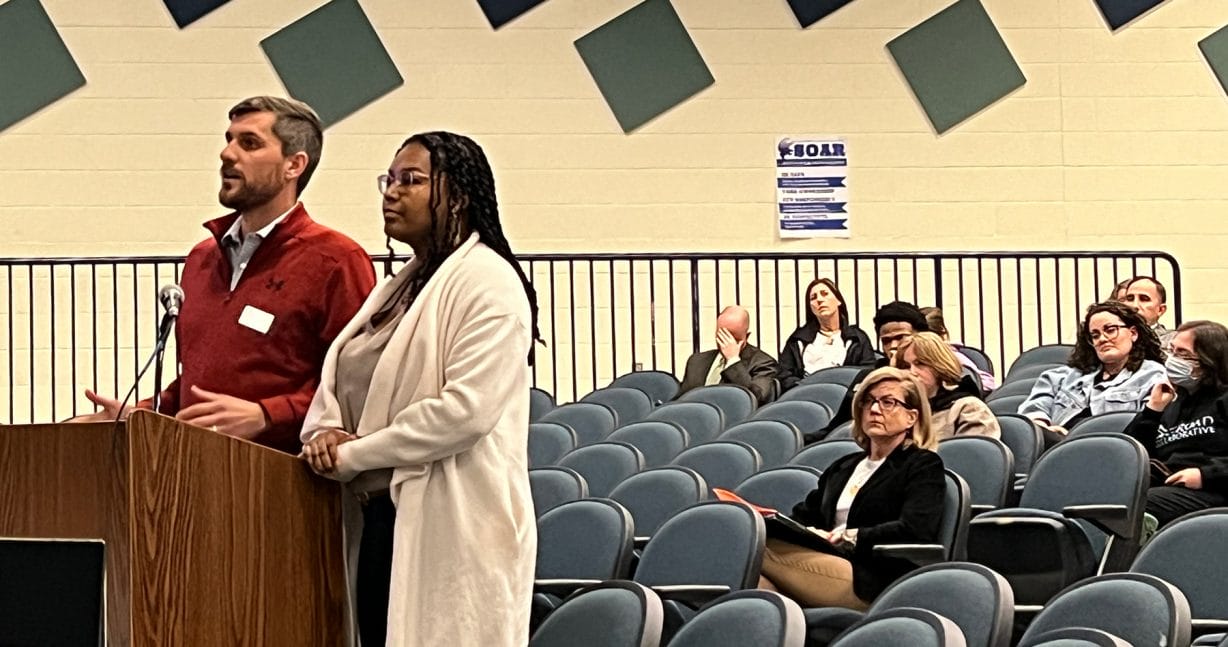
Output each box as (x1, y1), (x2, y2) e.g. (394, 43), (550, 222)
(113, 284), (184, 422)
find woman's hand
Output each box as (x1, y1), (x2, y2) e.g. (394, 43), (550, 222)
(302, 429), (356, 475)
(1165, 467), (1203, 490)
(1147, 382), (1177, 412)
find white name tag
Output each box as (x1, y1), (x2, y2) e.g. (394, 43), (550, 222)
(238, 305), (275, 334)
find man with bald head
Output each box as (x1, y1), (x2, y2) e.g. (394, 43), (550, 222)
(675, 305), (780, 405)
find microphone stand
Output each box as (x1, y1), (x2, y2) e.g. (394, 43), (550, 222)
(151, 309), (178, 414)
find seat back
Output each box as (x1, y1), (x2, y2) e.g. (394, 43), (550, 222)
(1018, 573), (1191, 647)
(608, 467), (709, 539)
(529, 581), (663, 647)
(1019, 627), (1132, 647)
(751, 400), (833, 437)
(1066, 412), (1137, 439)
(541, 402), (620, 446)
(936, 437), (1014, 510)
(778, 383), (849, 412)
(667, 590), (806, 647)
(985, 378), (1037, 402)
(1132, 508), (1228, 626)
(799, 366), (863, 388)
(986, 395), (1027, 417)
(635, 501), (766, 591)
(961, 366), (985, 398)
(678, 385), (758, 426)
(529, 422), (579, 468)
(1020, 433), (1149, 556)
(529, 467), (589, 516)
(940, 471), (972, 561)
(582, 387), (656, 426)
(607, 421), (691, 468)
(865, 562), (1013, 647)
(671, 441), (763, 491)
(646, 402), (726, 445)
(557, 442), (645, 498)
(610, 370), (682, 406)
(734, 466), (821, 517)
(832, 607), (967, 647)
(1007, 344), (1074, 379)
(995, 414), (1043, 478)
(536, 499), (636, 581)
(954, 345), (994, 376)
(789, 439), (862, 472)
(1003, 363), (1064, 385)
(719, 420), (803, 468)
(826, 421), (854, 440)
(531, 387), (557, 422)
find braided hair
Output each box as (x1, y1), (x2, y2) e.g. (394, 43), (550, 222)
(396, 131), (543, 364)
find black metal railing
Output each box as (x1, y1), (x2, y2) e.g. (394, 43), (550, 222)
(0, 251), (1180, 423)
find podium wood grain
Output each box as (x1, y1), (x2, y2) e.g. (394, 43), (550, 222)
(0, 412), (348, 645)
(0, 422), (131, 645)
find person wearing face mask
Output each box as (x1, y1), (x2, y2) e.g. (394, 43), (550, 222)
(777, 278), (876, 393)
(1018, 301), (1166, 448)
(892, 332), (1000, 440)
(1125, 321), (1228, 528)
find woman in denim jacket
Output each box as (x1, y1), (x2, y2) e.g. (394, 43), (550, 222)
(1019, 301), (1166, 447)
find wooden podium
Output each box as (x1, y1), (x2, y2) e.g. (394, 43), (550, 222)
(0, 411), (348, 645)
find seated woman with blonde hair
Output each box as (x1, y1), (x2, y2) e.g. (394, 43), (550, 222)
(893, 332), (1000, 440)
(760, 367), (945, 610)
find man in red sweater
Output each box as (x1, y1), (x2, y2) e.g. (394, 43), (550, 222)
(74, 97), (376, 453)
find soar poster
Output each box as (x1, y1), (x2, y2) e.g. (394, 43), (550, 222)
(776, 136), (850, 239)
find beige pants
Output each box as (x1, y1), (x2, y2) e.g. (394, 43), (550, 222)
(760, 538), (870, 610)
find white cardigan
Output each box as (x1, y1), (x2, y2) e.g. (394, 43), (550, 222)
(302, 234), (535, 647)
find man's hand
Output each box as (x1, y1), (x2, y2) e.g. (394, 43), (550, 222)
(177, 385), (269, 439)
(301, 429), (356, 475)
(716, 327), (743, 361)
(1166, 467), (1204, 490)
(69, 389), (133, 422)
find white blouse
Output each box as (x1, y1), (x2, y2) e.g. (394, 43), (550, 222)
(833, 456), (885, 530)
(801, 334), (849, 374)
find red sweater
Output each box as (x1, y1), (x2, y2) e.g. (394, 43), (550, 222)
(144, 204), (376, 453)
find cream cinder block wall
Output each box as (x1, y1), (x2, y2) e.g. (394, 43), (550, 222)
(2, 0), (1228, 412)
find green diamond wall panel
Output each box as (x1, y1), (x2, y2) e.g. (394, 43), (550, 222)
(478, 0), (549, 29)
(0, 0), (85, 133)
(1200, 25), (1228, 98)
(886, 0), (1025, 134)
(575, 0), (714, 133)
(260, 0), (403, 128)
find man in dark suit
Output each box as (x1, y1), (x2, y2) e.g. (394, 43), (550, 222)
(676, 305), (779, 406)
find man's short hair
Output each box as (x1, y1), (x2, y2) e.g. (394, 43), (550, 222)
(1125, 276), (1167, 304)
(228, 96), (323, 195)
(872, 301), (930, 335)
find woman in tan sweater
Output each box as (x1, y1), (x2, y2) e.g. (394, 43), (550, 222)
(893, 332), (1000, 440)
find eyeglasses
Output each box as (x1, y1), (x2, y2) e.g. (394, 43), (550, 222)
(860, 395), (908, 412)
(1087, 324), (1127, 343)
(377, 171), (428, 194)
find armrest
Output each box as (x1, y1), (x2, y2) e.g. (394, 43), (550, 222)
(634, 536), (651, 550)
(650, 585), (732, 608)
(1062, 504), (1132, 538)
(534, 578), (602, 599)
(873, 543), (947, 566)
(971, 504), (997, 515)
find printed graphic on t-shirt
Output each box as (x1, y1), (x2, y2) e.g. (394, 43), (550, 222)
(1156, 416), (1218, 447)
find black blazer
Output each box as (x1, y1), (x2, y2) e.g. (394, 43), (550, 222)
(675, 344), (779, 406)
(790, 443), (945, 601)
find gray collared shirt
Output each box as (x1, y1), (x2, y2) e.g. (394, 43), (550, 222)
(218, 206), (294, 290)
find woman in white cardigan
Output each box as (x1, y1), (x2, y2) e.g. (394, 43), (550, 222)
(301, 132), (540, 646)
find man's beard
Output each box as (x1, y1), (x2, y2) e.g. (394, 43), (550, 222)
(219, 177), (283, 211)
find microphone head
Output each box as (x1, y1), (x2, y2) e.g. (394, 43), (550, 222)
(159, 284), (185, 314)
